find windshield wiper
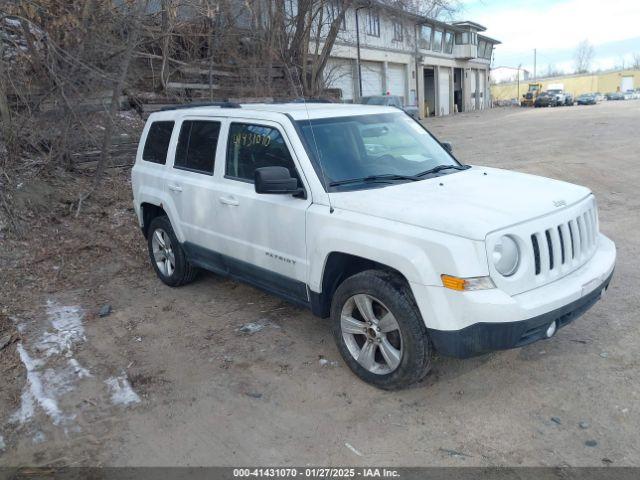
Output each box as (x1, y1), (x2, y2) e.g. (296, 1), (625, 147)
(329, 166), (469, 187)
(329, 173), (418, 187)
(414, 164), (470, 178)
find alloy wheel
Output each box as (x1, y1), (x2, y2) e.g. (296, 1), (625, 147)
(151, 228), (175, 277)
(340, 294), (403, 375)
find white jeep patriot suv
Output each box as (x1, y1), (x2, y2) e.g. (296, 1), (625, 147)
(131, 102), (616, 389)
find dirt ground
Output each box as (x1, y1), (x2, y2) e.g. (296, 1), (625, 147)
(1, 100), (639, 467)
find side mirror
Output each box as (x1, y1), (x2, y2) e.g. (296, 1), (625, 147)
(255, 166), (303, 196)
(441, 141), (453, 153)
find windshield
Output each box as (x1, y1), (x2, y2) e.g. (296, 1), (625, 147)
(297, 112), (460, 190)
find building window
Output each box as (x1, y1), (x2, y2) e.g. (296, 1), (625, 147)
(419, 25), (432, 50)
(326, 0), (346, 31)
(484, 43), (493, 60)
(478, 39), (486, 58)
(365, 9), (380, 37)
(392, 19), (403, 42)
(432, 29), (443, 52)
(455, 31), (469, 44)
(444, 31), (454, 54)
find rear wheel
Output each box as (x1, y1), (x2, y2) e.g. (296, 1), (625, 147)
(331, 270), (432, 390)
(147, 216), (198, 287)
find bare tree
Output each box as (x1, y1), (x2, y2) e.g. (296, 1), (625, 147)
(633, 53), (640, 70)
(77, 0), (148, 214)
(267, 0), (357, 97)
(545, 63), (562, 78)
(397, 0), (461, 18)
(574, 39), (594, 74)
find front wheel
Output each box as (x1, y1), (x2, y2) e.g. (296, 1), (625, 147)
(331, 270), (432, 390)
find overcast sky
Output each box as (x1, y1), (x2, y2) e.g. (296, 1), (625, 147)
(456, 0), (640, 79)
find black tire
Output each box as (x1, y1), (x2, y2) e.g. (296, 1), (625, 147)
(330, 270), (432, 390)
(147, 216), (198, 287)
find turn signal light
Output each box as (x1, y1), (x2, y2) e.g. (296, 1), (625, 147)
(441, 274), (466, 291)
(441, 274), (495, 291)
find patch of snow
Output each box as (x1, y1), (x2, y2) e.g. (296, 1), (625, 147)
(36, 301), (86, 357)
(12, 300), (89, 427)
(237, 319), (276, 334)
(344, 442), (363, 457)
(3, 18), (22, 28)
(68, 359), (91, 378)
(32, 431), (46, 444)
(13, 344), (64, 425)
(105, 374), (140, 406)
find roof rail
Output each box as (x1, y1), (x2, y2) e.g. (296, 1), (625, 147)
(269, 97), (335, 104)
(160, 101), (241, 111)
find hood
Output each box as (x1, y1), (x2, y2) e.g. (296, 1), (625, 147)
(329, 166), (591, 240)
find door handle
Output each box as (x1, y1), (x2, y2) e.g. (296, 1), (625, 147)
(219, 196), (239, 206)
(168, 184), (183, 193)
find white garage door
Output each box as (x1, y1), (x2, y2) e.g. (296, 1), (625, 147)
(325, 59), (354, 101)
(438, 69), (450, 116)
(469, 69), (477, 111)
(361, 61), (384, 97)
(621, 76), (634, 92)
(387, 63), (407, 103)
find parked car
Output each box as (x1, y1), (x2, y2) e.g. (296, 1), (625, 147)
(623, 90), (640, 100)
(360, 95), (419, 120)
(132, 103), (616, 389)
(576, 93), (597, 105)
(534, 92), (554, 107)
(547, 83), (568, 106)
(593, 92), (604, 102)
(605, 92), (625, 101)
(563, 93), (574, 106)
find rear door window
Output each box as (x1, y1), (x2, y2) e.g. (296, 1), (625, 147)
(142, 121), (174, 164)
(174, 120), (221, 175)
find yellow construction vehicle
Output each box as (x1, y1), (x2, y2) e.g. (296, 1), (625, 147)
(521, 82), (543, 107)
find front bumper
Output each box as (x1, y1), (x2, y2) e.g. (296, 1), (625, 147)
(410, 233), (616, 358)
(428, 271), (613, 358)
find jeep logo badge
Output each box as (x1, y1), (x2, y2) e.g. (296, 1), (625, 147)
(553, 200), (567, 207)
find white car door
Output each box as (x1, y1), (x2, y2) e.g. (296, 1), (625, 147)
(164, 116), (226, 250)
(213, 119), (311, 302)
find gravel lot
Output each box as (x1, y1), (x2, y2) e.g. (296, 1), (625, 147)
(2, 100), (639, 467)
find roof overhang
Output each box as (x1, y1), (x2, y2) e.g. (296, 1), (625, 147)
(451, 21), (487, 32)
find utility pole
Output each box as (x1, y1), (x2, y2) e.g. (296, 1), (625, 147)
(517, 63), (521, 99)
(533, 48), (537, 80)
(355, 5), (366, 99)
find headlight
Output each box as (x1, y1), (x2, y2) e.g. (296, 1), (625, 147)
(492, 235), (519, 276)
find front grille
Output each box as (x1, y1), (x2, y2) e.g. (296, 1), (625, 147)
(530, 206), (598, 277)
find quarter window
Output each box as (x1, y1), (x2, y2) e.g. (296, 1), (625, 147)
(142, 121), (174, 164)
(174, 120), (221, 175)
(226, 123), (298, 183)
